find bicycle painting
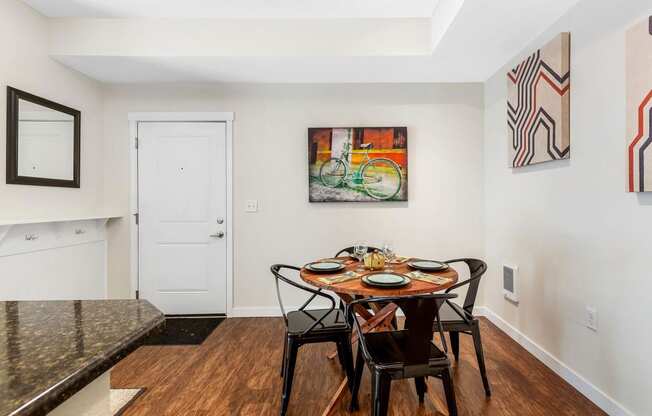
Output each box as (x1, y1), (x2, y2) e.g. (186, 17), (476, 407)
(308, 127), (408, 202)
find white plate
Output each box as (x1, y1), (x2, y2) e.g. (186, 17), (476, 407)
(308, 262), (342, 271)
(408, 260), (448, 270)
(366, 273), (405, 284)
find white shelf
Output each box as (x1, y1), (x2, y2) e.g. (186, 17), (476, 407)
(0, 215), (123, 227)
(0, 215), (124, 257)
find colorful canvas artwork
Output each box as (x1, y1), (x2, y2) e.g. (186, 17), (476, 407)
(507, 32), (571, 167)
(308, 127), (408, 202)
(626, 16), (652, 192)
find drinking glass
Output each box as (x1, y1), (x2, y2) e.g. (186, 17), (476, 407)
(353, 242), (368, 272)
(383, 241), (396, 271)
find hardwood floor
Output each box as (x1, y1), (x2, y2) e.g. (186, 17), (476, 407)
(111, 317), (606, 415)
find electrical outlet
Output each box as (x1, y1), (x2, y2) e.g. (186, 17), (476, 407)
(245, 200), (258, 213)
(585, 306), (598, 331)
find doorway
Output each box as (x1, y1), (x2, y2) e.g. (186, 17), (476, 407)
(131, 113), (233, 316)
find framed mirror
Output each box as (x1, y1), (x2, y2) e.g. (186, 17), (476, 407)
(6, 86), (80, 187)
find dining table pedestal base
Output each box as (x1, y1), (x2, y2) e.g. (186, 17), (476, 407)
(321, 295), (399, 416)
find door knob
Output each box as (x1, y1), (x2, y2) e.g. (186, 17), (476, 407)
(210, 231), (225, 238)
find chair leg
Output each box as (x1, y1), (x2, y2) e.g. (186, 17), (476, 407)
(371, 370), (391, 416)
(335, 340), (346, 371)
(471, 322), (491, 396)
(280, 338), (299, 416)
(449, 331), (460, 361)
(280, 332), (287, 378)
(441, 368), (458, 416)
(339, 334), (355, 392)
(349, 346), (364, 411)
(414, 377), (427, 403)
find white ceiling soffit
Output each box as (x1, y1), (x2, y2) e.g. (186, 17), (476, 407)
(23, 0), (440, 18)
(52, 55), (458, 84)
(430, 0), (582, 81)
(48, 18), (433, 57)
(37, 0), (581, 83)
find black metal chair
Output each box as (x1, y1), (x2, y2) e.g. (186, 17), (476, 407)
(335, 246), (380, 304)
(271, 264), (355, 416)
(335, 246), (380, 307)
(348, 293), (459, 416)
(333, 246), (397, 326)
(437, 258), (491, 396)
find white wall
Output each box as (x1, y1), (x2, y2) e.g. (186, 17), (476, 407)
(0, 0), (104, 219)
(0, 0), (107, 299)
(102, 83), (485, 309)
(483, 1), (652, 415)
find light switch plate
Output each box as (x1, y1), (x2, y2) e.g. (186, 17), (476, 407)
(245, 200), (258, 213)
(585, 306), (598, 331)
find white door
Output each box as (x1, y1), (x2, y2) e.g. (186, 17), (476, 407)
(138, 122), (227, 315)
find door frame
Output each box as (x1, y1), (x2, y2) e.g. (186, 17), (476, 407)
(128, 112), (234, 316)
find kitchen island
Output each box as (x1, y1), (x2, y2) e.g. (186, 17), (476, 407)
(0, 300), (164, 416)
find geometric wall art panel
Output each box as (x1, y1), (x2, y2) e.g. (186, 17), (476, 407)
(507, 32), (571, 168)
(626, 16), (652, 192)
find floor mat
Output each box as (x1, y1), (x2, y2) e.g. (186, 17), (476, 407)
(145, 316), (225, 346)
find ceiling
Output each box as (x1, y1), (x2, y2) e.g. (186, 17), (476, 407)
(24, 0), (581, 83)
(23, 0), (440, 18)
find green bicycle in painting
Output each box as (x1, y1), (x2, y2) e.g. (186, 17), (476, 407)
(319, 140), (403, 200)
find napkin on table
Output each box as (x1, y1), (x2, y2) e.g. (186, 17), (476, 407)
(318, 271), (360, 284)
(405, 271), (451, 285)
(389, 256), (410, 264)
(319, 257), (357, 265)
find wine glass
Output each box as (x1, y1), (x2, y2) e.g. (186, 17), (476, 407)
(353, 241), (368, 272)
(383, 241), (396, 271)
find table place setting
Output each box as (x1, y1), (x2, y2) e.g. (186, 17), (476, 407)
(388, 255), (410, 264)
(406, 259), (449, 271)
(302, 241), (456, 291)
(317, 257), (357, 265)
(361, 272), (411, 288)
(317, 271), (361, 284)
(405, 270), (452, 285)
(304, 261), (346, 273)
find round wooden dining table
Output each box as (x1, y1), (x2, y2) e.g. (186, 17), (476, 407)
(300, 258), (459, 298)
(299, 257), (459, 416)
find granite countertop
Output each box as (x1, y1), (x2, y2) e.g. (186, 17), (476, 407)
(0, 300), (165, 416)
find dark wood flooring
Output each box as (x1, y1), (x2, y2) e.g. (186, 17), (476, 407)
(111, 317), (606, 415)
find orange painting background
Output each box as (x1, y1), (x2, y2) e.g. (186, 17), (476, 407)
(308, 127), (408, 169)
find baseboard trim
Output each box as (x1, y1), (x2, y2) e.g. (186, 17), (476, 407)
(165, 314), (226, 318)
(475, 306), (634, 416)
(229, 306), (283, 318)
(230, 302), (335, 318)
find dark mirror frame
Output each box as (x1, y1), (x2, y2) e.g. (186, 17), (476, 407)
(6, 86), (81, 188)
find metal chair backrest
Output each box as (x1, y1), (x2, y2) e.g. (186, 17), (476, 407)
(444, 258), (487, 314)
(270, 264), (337, 335)
(347, 293), (457, 366)
(335, 246), (381, 258)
